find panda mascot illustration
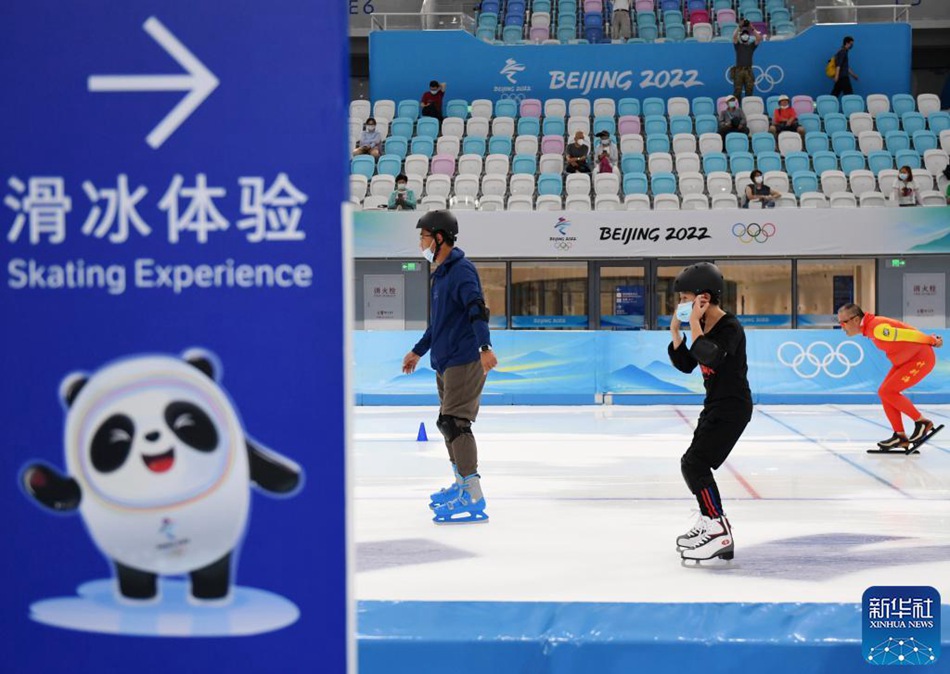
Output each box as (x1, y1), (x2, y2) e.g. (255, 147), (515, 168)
(21, 349), (302, 603)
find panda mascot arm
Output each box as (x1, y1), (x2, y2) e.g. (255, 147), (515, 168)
(21, 463), (81, 512)
(246, 440), (301, 494)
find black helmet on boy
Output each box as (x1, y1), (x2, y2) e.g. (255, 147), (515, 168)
(673, 262), (724, 302)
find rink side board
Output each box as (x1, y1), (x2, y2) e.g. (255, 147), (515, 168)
(0, 2), (350, 672)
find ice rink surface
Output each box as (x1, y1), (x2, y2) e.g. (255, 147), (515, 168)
(355, 404), (950, 604)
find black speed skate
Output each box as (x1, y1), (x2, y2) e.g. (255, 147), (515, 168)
(867, 432), (911, 455)
(866, 424), (944, 455)
(907, 419), (944, 451)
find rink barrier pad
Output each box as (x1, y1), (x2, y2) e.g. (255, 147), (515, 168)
(358, 600), (950, 673)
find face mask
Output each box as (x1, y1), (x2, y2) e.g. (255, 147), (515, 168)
(366, 125), (375, 131)
(430, 89), (439, 94)
(741, 34), (750, 43)
(675, 301), (694, 323)
(899, 172), (908, 181)
(754, 176), (764, 184)
(728, 102), (737, 109)
(422, 245), (435, 263)
(602, 139), (611, 145)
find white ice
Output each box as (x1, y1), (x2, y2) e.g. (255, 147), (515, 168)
(354, 405), (950, 604)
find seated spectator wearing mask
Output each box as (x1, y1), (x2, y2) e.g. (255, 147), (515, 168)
(891, 166), (921, 207)
(421, 80), (446, 122)
(744, 170), (781, 208)
(769, 95), (804, 139)
(594, 130), (618, 174)
(354, 117), (382, 158)
(565, 131), (591, 174)
(718, 96), (748, 139)
(388, 173), (417, 211)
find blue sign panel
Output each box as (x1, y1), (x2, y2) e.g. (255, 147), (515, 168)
(370, 24), (910, 103)
(1, 2), (348, 673)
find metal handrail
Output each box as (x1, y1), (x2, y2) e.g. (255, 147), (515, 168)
(370, 12), (476, 33)
(795, 3), (912, 31)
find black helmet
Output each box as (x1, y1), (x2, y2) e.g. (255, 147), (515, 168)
(673, 262), (724, 300)
(416, 210), (458, 242)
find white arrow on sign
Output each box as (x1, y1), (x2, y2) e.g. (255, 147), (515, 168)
(88, 16), (219, 150)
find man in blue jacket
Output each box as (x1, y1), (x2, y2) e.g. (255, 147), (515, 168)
(402, 210), (497, 524)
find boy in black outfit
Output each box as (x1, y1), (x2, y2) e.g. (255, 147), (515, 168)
(667, 262), (753, 562)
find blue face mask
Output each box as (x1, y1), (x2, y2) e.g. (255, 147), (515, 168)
(675, 301), (694, 322)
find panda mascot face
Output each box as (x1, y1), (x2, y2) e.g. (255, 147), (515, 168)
(66, 356), (242, 509)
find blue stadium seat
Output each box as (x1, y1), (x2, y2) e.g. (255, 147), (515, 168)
(757, 152), (782, 174)
(867, 150), (894, 175)
(478, 13), (498, 28)
(875, 112), (900, 135)
(642, 97), (665, 117)
(702, 152), (728, 174)
(894, 149), (921, 170)
(729, 152), (754, 174)
(884, 131), (909, 153)
(639, 24), (659, 41)
(751, 132), (776, 155)
(670, 116), (693, 135)
(533, 0), (551, 12)
(502, 25), (523, 42)
(823, 113), (847, 135)
(585, 26), (605, 42)
(618, 97), (641, 117)
(488, 136), (513, 155)
(557, 26), (576, 41)
(593, 116), (617, 135)
(815, 95), (839, 118)
(351, 155), (376, 178)
(411, 136), (434, 157)
(637, 11), (657, 27)
(445, 99), (469, 119)
(831, 132), (856, 155)
(812, 151), (838, 175)
(804, 132), (829, 155)
(621, 153), (646, 175)
(792, 170), (818, 196)
(538, 174), (563, 195)
(462, 136), (486, 156)
(840, 95), (865, 117)
(644, 115), (668, 136)
(623, 172), (649, 195)
(773, 21), (795, 36)
(376, 154), (402, 176)
(765, 95), (781, 118)
(692, 97), (715, 118)
(666, 24), (686, 41)
(725, 132), (749, 154)
(397, 99), (420, 120)
(913, 130), (938, 153)
(928, 111), (950, 134)
(769, 8), (791, 23)
(505, 14), (525, 27)
(839, 151), (865, 176)
(784, 151), (810, 175)
(585, 13), (603, 29)
(481, 1), (500, 12)
(476, 27), (496, 41)
(390, 117), (414, 139)
(891, 94), (915, 117)
(543, 117), (566, 136)
(798, 113), (821, 135)
(518, 117), (541, 136)
(384, 136), (408, 158)
(651, 172), (677, 195)
(512, 153), (537, 174)
(695, 115), (718, 136)
(646, 134), (671, 153)
(415, 117), (439, 139)
(901, 112), (926, 135)
(742, 8), (763, 22)
(495, 99), (518, 118)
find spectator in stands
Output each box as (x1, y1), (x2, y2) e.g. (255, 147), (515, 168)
(353, 117), (382, 158)
(831, 36), (859, 97)
(421, 80), (447, 121)
(611, 0), (632, 40)
(744, 170), (780, 208)
(732, 20), (763, 101)
(594, 130), (618, 173)
(565, 131), (591, 174)
(718, 96), (748, 139)
(388, 174), (417, 211)
(891, 166), (921, 207)
(944, 165), (950, 204)
(769, 95), (804, 139)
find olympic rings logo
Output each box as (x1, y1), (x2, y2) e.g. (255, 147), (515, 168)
(723, 65), (785, 94)
(732, 222), (776, 243)
(552, 240), (573, 251)
(776, 340), (865, 379)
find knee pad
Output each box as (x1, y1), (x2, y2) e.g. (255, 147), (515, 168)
(437, 415), (472, 443)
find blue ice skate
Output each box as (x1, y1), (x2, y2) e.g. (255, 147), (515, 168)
(428, 480), (460, 510)
(432, 474), (488, 524)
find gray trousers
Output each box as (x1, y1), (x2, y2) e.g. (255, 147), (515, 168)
(611, 10), (632, 40)
(436, 359), (487, 477)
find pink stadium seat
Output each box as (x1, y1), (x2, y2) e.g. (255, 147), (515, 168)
(717, 96), (731, 113)
(635, 0), (653, 13)
(529, 26), (549, 41)
(541, 135), (565, 155)
(584, 0), (603, 12)
(689, 9), (709, 25)
(430, 155), (456, 176)
(520, 98), (542, 118)
(716, 8), (736, 24)
(792, 95), (814, 116)
(751, 21), (768, 34)
(618, 115), (642, 135)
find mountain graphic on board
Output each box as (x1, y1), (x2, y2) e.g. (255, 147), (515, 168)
(607, 364), (692, 392)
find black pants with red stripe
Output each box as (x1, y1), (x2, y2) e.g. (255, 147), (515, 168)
(681, 406), (751, 518)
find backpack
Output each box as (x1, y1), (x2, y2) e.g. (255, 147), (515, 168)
(825, 56), (837, 79)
